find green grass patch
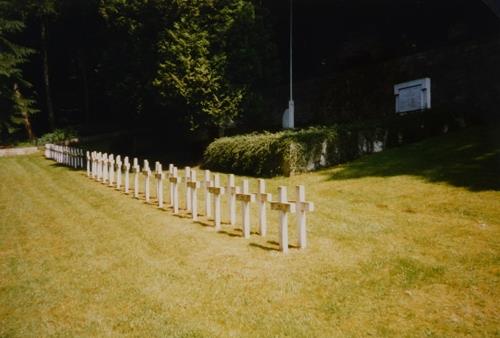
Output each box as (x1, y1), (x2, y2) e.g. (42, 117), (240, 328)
(1, 126), (499, 336)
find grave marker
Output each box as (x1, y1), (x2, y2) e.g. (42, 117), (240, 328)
(155, 162), (165, 208)
(227, 174), (239, 226)
(184, 167), (192, 211)
(133, 158), (140, 198)
(102, 153), (109, 183)
(208, 174), (225, 231)
(235, 179), (255, 239)
(116, 155), (122, 190)
(169, 167), (180, 214)
(187, 170), (200, 221)
(293, 185), (314, 249)
(97, 152), (103, 181)
(255, 179), (272, 236)
(108, 154), (115, 186)
(271, 186), (296, 254)
(86, 151), (91, 176)
(203, 170), (212, 218)
(143, 160), (151, 203)
(124, 156), (131, 193)
(168, 164), (174, 206)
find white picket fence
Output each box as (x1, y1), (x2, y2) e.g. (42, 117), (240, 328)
(45, 144), (314, 254)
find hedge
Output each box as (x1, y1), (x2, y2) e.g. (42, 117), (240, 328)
(202, 125), (384, 177)
(202, 109), (463, 177)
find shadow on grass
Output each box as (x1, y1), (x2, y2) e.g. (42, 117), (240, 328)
(325, 126), (500, 191)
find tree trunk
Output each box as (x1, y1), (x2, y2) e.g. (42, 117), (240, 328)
(13, 83), (35, 141)
(78, 49), (90, 125)
(41, 18), (55, 130)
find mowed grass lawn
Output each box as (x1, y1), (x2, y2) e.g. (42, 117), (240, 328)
(1, 126), (499, 337)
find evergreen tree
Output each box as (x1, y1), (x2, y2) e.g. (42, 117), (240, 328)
(0, 0), (37, 143)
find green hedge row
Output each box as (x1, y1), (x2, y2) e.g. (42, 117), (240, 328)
(202, 110), (464, 177)
(202, 126), (376, 177)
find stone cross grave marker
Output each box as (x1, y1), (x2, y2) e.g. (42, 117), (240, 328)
(184, 167), (192, 211)
(123, 156), (130, 193)
(169, 166), (180, 214)
(292, 185), (314, 249)
(108, 154), (115, 187)
(97, 152), (103, 181)
(133, 158), (140, 198)
(187, 170), (201, 221)
(155, 162), (165, 208)
(115, 155), (122, 190)
(236, 179), (255, 239)
(227, 174), (239, 226)
(143, 160), (152, 203)
(255, 179), (272, 236)
(91, 151), (96, 178)
(86, 151), (91, 177)
(102, 153), (109, 183)
(208, 174), (225, 231)
(271, 186), (296, 254)
(203, 170), (212, 218)
(168, 164), (174, 207)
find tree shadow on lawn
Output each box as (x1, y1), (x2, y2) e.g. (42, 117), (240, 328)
(325, 125), (500, 192)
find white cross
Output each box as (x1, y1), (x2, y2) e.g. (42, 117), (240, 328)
(227, 174), (239, 226)
(115, 155), (122, 190)
(271, 186), (296, 254)
(187, 169), (201, 221)
(133, 158), (140, 198)
(203, 170), (212, 218)
(208, 174), (225, 231)
(255, 179), (272, 236)
(155, 162), (165, 208)
(291, 185), (314, 249)
(168, 164), (174, 207)
(169, 166), (180, 214)
(102, 153), (109, 183)
(123, 156), (130, 193)
(184, 167), (192, 211)
(143, 160), (151, 203)
(86, 151), (91, 177)
(236, 179), (255, 239)
(108, 154), (115, 187)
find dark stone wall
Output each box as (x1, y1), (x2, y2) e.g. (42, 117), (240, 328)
(267, 36), (500, 127)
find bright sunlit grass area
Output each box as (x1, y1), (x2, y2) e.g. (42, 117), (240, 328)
(1, 126), (499, 337)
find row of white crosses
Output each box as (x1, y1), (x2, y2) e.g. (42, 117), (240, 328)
(48, 146), (314, 253)
(45, 144), (85, 169)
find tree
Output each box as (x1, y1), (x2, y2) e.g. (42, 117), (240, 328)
(14, 0), (57, 130)
(0, 0), (38, 142)
(154, 0), (252, 133)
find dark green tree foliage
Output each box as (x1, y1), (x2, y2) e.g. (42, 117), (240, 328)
(0, 1), (37, 142)
(14, 0), (57, 130)
(101, 0), (278, 133)
(154, 0), (278, 132)
(99, 1), (173, 124)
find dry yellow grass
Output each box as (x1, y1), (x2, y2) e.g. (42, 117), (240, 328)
(0, 127), (499, 337)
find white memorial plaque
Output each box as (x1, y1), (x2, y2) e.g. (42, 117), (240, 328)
(394, 78), (431, 113)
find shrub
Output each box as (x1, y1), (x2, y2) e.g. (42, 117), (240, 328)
(202, 126), (377, 177)
(202, 109), (460, 177)
(35, 128), (78, 146)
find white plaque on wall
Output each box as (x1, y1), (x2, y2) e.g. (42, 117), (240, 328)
(394, 78), (431, 113)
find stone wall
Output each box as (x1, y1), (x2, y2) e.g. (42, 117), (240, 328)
(266, 37), (500, 126)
